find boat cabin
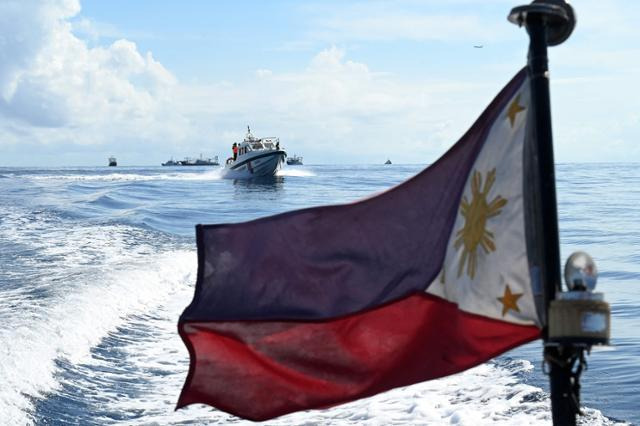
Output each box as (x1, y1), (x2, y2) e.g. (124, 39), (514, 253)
(222, 126), (287, 176)
(233, 127), (280, 159)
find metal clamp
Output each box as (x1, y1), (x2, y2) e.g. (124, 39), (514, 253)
(508, 0), (576, 46)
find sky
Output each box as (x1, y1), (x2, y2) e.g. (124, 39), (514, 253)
(0, 0), (638, 166)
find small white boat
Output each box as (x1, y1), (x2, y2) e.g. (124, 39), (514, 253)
(222, 127), (286, 178)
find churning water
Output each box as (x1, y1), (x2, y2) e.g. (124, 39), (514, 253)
(0, 164), (637, 425)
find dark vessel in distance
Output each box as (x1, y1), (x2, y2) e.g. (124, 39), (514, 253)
(286, 154), (303, 166)
(162, 155), (219, 166)
(108, 156), (117, 167)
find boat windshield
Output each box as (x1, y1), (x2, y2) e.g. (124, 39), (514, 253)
(251, 142), (264, 150)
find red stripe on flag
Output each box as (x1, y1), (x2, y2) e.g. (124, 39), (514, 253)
(177, 292), (540, 421)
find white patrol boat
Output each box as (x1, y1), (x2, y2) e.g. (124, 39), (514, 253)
(222, 126), (286, 178)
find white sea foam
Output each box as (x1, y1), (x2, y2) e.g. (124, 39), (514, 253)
(0, 207), (627, 425)
(25, 170), (224, 182)
(0, 209), (197, 424)
(277, 168), (316, 177)
(22, 167), (312, 182)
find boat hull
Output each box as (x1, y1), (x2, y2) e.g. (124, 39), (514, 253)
(222, 150), (286, 179)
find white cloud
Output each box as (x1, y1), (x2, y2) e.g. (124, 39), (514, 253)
(71, 17), (121, 42)
(296, 1), (515, 45)
(173, 45), (497, 164)
(255, 69), (273, 78)
(0, 0), (636, 165)
(0, 3), (527, 167)
(70, 16), (157, 43)
(0, 0), (79, 100)
(0, 0), (184, 160)
(317, 13), (498, 43)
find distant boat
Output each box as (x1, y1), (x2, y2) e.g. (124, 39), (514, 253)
(221, 126), (286, 179)
(108, 156), (117, 167)
(162, 157), (179, 166)
(162, 155), (219, 166)
(286, 154), (303, 166)
(384, 159), (392, 165)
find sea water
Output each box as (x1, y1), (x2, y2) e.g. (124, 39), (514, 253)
(0, 164), (637, 425)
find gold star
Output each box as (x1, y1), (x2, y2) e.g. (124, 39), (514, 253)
(454, 168), (507, 280)
(497, 285), (523, 317)
(506, 94), (526, 127)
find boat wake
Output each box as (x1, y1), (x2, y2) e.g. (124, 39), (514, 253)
(277, 168), (316, 177)
(0, 164), (632, 425)
(23, 170), (225, 182)
(0, 207), (197, 423)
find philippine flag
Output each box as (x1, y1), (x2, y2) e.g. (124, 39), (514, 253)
(177, 68), (543, 421)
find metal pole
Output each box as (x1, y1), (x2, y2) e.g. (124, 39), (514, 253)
(527, 14), (573, 424)
(529, 18), (576, 422)
(526, 6), (563, 329)
(508, 1), (578, 424)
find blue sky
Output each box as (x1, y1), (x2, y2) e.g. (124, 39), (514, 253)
(0, 0), (638, 166)
(75, 1), (520, 81)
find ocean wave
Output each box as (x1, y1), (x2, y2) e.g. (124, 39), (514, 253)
(0, 207), (197, 423)
(87, 194), (138, 210)
(1, 163), (637, 425)
(277, 168), (316, 177)
(2, 210), (621, 425)
(24, 170), (224, 183)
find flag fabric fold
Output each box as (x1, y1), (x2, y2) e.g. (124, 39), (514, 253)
(177, 68), (542, 421)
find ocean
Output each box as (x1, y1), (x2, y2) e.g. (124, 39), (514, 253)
(0, 164), (637, 425)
